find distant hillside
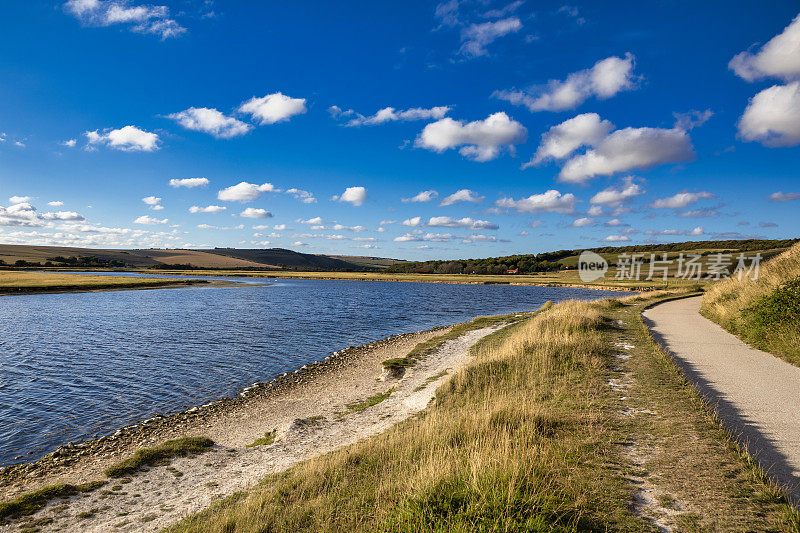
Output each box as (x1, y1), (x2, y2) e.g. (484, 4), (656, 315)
(0, 244), (402, 271)
(386, 239), (800, 274)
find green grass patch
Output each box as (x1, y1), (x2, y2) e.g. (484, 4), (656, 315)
(413, 371), (449, 392)
(346, 389), (394, 413)
(0, 481), (105, 521)
(104, 436), (214, 478)
(246, 430), (277, 448)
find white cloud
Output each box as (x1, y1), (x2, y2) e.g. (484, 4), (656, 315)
(590, 179), (644, 207)
(602, 234), (630, 242)
(394, 232), (455, 242)
(737, 81), (800, 147)
(673, 109), (713, 131)
(285, 188), (317, 204)
(729, 14), (800, 82)
(42, 211), (85, 221)
(142, 196), (161, 205)
(240, 208), (273, 219)
(167, 107), (252, 138)
(402, 216), (423, 227)
(273, 224), (288, 230)
(299, 216), (323, 225)
(189, 205), (226, 213)
(332, 186), (367, 206)
(427, 216), (498, 230)
(238, 93), (307, 125)
(494, 190), (576, 213)
(605, 218), (624, 227)
(651, 192), (715, 209)
(645, 226), (704, 236)
(48, 201), (65, 207)
(416, 112), (527, 161)
(440, 189), (483, 206)
(331, 224), (366, 232)
(494, 54), (637, 112)
(340, 106), (451, 126)
(525, 113), (613, 166)
(403, 190), (439, 203)
(559, 126), (694, 183)
(571, 217), (594, 227)
(0, 203), (45, 227)
(85, 125), (160, 152)
(769, 191), (800, 201)
(459, 17), (522, 57)
(151, 205), (164, 211)
(9, 196), (31, 204)
(218, 182), (278, 202)
(169, 177), (209, 188)
(63, 0), (186, 39)
(134, 215), (168, 225)
(293, 241), (308, 247)
(61, 139), (77, 147)
(587, 205), (603, 216)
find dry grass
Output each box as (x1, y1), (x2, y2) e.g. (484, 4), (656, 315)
(0, 271), (190, 291)
(168, 300), (646, 532)
(166, 291), (800, 532)
(702, 242), (800, 366)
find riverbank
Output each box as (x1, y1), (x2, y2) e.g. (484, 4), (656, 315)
(0, 271), (217, 296)
(0, 313), (525, 531)
(138, 268), (698, 292)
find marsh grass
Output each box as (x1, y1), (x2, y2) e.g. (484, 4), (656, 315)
(0, 271), (195, 292)
(104, 437), (214, 478)
(346, 389), (394, 414)
(702, 242), (800, 366)
(0, 481), (105, 521)
(246, 430), (277, 448)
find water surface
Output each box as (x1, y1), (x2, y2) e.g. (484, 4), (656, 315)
(0, 275), (627, 466)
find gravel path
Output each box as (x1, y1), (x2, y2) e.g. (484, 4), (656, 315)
(644, 296), (800, 505)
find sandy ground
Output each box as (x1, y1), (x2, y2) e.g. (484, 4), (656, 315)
(644, 296), (800, 505)
(1, 323), (503, 532)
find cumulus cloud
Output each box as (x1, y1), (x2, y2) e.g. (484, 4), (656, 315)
(459, 17), (522, 57)
(238, 93), (307, 125)
(403, 190), (439, 203)
(299, 216), (323, 225)
(416, 112), (526, 161)
(61, 139), (77, 147)
(0, 203), (45, 227)
(218, 182), (278, 202)
(602, 235), (630, 242)
(729, 14), (800, 82)
(494, 190), (576, 213)
(645, 226), (704, 236)
(170, 177), (209, 188)
(589, 179), (644, 207)
(673, 109), (713, 131)
(737, 82), (800, 147)
(63, 0), (186, 39)
(558, 126), (694, 183)
(571, 217), (594, 227)
(42, 211), (85, 221)
(769, 191), (800, 201)
(167, 107), (252, 138)
(48, 201), (65, 207)
(9, 196), (31, 204)
(402, 216), (423, 227)
(494, 54), (637, 112)
(338, 106), (451, 127)
(189, 205), (226, 213)
(85, 126), (160, 152)
(440, 189), (483, 206)
(134, 215), (168, 225)
(394, 232), (455, 243)
(142, 196), (161, 205)
(427, 216), (498, 230)
(525, 113), (614, 167)
(651, 192), (715, 209)
(332, 186), (367, 206)
(239, 208), (273, 219)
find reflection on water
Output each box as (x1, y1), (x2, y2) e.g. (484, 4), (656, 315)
(0, 275), (627, 466)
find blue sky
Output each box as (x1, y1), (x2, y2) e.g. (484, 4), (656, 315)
(0, 1), (798, 260)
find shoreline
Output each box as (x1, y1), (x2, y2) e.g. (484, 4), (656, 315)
(0, 278), (248, 297)
(0, 323), (455, 499)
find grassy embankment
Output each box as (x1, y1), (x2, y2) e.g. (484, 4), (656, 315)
(702, 242), (800, 367)
(168, 292), (799, 532)
(0, 271), (203, 294)
(140, 268), (700, 291)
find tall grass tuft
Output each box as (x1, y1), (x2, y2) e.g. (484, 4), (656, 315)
(702, 242), (800, 366)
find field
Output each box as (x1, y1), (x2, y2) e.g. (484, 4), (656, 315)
(0, 271), (200, 293)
